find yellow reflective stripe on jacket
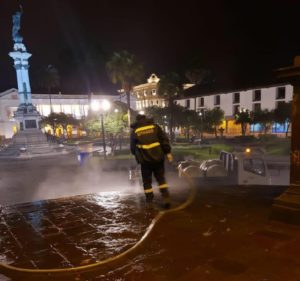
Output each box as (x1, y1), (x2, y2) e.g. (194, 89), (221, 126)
(135, 125), (155, 134)
(159, 183), (168, 189)
(137, 142), (160, 149)
(144, 188), (153, 193)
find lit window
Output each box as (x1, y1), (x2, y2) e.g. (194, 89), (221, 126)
(152, 89), (156, 96)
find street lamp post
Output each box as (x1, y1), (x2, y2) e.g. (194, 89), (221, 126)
(100, 113), (106, 158)
(91, 99), (111, 159)
(199, 111), (203, 139)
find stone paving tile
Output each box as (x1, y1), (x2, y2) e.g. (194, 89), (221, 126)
(0, 192), (154, 270)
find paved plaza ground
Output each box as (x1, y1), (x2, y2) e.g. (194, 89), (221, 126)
(0, 155), (138, 206)
(0, 155), (299, 281)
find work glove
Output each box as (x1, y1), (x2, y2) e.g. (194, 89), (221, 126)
(166, 153), (174, 163)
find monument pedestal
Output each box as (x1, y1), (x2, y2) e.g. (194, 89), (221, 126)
(14, 103), (41, 131)
(13, 129), (47, 145)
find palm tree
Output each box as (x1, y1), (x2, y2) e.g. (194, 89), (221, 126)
(157, 72), (183, 142)
(204, 108), (225, 138)
(235, 109), (251, 136)
(252, 109), (274, 135)
(185, 68), (211, 85)
(274, 102), (292, 138)
(38, 65), (60, 113)
(106, 51), (144, 126)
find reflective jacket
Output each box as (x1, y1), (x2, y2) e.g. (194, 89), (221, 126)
(130, 119), (171, 164)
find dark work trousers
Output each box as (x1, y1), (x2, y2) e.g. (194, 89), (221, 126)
(141, 161), (170, 202)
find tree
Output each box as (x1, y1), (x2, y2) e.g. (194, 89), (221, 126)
(41, 112), (78, 137)
(157, 72), (183, 142)
(204, 108), (225, 138)
(252, 109), (274, 135)
(104, 110), (127, 154)
(84, 102), (128, 150)
(84, 118), (101, 137)
(274, 102), (292, 138)
(176, 108), (199, 140)
(55, 113), (79, 136)
(145, 106), (167, 128)
(235, 109), (251, 136)
(106, 51), (144, 126)
(41, 112), (62, 137)
(38, 65), (60, 113)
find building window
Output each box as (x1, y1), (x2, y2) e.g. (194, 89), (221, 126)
(214, 95), (220, 105)
(152, 89), (156, 96)
(233, 105), (240, 115)
(276, 101), (285, 109)
(186, 99), (190, 108)
(144, 90), (147, 97)
(253, 103), (261, 112)
(198, 97), (204, 107)
(253, 90), (261, 101)
(233, 92), (240, 104)
(276, 87), (286, 99)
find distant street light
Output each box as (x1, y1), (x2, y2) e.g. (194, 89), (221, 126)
(199, 111), (203, 139)
(91, 99), (111, 159)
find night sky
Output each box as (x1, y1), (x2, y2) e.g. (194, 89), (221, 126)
(1, 0), (300, 94)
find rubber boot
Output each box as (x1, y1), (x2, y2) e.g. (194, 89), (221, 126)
(161, 189), (171, 209)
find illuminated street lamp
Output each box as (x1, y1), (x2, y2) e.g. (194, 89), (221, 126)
(91, 99), (111, 159)
(199, 111), (203, 139)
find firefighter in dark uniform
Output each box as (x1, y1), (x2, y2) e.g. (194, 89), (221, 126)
(130, 114), (173, 208)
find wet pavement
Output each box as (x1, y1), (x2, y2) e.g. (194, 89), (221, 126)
(1, 184), (300, 281)
(0, 155), (299, 281)
(0, 192), (158, 271)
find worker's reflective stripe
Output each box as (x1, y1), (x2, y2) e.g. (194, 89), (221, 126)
(137, 142), (160, 149)
(159, 184), (168, 189)
(135, 125), (155, 133)
(144, 188), (153, 194)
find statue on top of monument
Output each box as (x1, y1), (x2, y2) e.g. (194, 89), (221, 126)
(12, 6), (23, 43)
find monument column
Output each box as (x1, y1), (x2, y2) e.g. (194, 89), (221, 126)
(272, 55), (300, 224)
(8, 8), (40, 131)
(9, 48), (32, 106)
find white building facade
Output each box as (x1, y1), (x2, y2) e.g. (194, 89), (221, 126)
(132, 74), (293, 136)
(176, 83), (293, 135)
(0, 89), (130, 139)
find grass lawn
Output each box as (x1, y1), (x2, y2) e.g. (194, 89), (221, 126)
(75, 137), (291, 161)
(172, 143), (234, 161)
(263, 139), (291, 156)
